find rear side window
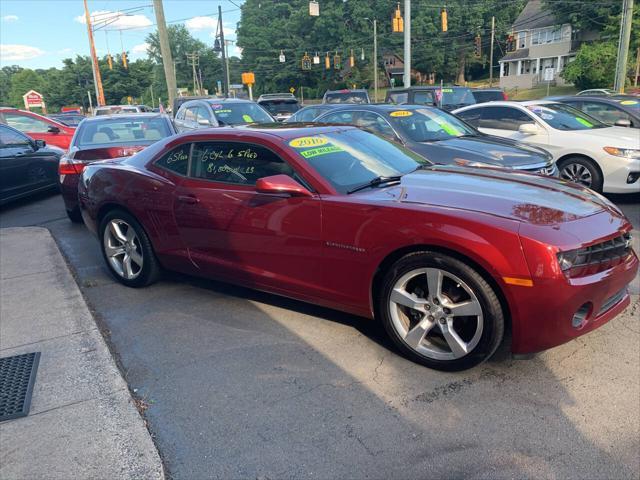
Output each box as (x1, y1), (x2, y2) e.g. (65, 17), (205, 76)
(413, 91), (435, 105)
(189, 142), (294, 185)
(464, 106), (533, 131)
(319, 111), (357, 124)
(388, 92), (409, 104)
(154, 143), (190, 175)
(0, 125), (31, 146)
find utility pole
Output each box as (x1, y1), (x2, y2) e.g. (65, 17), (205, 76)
(614, 0), (634, 93)
(87, 90), (93, 114)
(403, 0), (411, 87)
(217, 5), (229, 97)
(225, 40), (232, 95)
(83, 0), (105, 106)
(153, 0), (177, 110)
(489, 16), (495, 87)
(374, 19), (378, 102)
(634, 47), (639, 87)
(186, 52), (200, 95)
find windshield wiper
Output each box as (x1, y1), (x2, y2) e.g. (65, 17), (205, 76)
(347, 175), (403, 194)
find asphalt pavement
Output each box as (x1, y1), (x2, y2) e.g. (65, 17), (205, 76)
(1, 190), (639, 479)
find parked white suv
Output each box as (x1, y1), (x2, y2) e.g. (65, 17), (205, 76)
(453, 101), (640, 193)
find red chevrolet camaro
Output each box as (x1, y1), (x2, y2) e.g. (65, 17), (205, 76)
(78, 125), (638, 371)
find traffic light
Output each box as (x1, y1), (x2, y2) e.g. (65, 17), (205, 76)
(107, 54), (113, 70)
(325, 52), (331, 69)
(301, 52), (312, 70)
(350, 49), (355, 68)
(474, 35), (482, 57)
(441, 8), (448, 32)
(333, 52), (341, 70)
(122, 52), (128, 69)
(506, 34), (515, 52)
(392, 3), (403, 33)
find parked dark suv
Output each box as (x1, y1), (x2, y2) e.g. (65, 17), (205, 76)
(385, 86), (476, 111)
(322, 89), (370, 104)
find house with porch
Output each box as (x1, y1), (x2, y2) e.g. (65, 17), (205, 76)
(498, 0), (595, 90)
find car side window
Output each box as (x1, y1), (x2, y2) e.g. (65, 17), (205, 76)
(189, 142), (295, 186)
(175, 108), (186, 121)
(355, 112), (397, 140)
(320, 111), (356, 124)
(580, 102), (633, 125)
(413, 91), (435, 105)
(4, 113), (52, 133)
(297, 107), (319, 122)
(455, 109), (482, 127)
(0, 126), (31, 147)
(473, 106), (533, 131)
(184, 107), (197, 123)
(154, 143), (190, 176)
(196, 106), (213, 124)
(388, 92), (409, 104)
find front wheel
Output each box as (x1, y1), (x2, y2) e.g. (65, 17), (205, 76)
(99, 210), (160, 287)
(558, 156), (603, 192)
(378, 251), (504, 371)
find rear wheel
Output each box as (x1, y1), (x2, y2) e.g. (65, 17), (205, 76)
(99, 210), (160, 287)
(378, 251), (504, 371)
(66, 207), (83, 223)
(558, 156), (603, 192)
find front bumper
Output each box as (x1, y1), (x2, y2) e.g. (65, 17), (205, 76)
(601, 155), (640, 194)
(507, 252), (638, 354)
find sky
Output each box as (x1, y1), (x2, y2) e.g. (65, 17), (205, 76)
(0, 0), (243, 69)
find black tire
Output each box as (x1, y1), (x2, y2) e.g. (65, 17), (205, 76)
(66, 207), (83, 223)
(99, 209), (161, 288)
(558, 156), (603, 193)
(377, 251), (504, 371)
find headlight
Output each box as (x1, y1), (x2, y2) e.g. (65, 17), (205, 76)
(603, 147), (640, 159)
(557, 248), (588, 271)
(557, 232), (633, 276)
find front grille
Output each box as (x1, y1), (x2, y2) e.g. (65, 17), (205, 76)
(597, 288), (627, 316)
(567, 233), (633, 277)
(519, 163), (558, 176)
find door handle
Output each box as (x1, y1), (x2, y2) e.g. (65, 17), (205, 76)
(177, 194), (199, 205)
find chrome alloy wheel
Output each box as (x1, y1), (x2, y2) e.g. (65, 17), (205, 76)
(560, 162), (593, 187)
(103, 219), (143, 280)
(389, 268), (483, 360)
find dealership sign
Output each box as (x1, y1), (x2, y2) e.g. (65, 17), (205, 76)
(23, 90), (45, 110)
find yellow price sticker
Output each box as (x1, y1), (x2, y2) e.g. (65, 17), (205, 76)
(620, 100), (638, 105)
(289, 137), (328, 148)
(390, 110), (413, 117)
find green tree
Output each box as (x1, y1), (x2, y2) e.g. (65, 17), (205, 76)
(561, 42), (617, 90)
(8, 69), (45, 107)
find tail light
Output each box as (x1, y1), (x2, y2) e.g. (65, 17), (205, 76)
(502, 91), (509, 100)
(58, 157), (86, 175)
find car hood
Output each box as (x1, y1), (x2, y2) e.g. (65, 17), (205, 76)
(367, 166), (622, 225)
(408, 135), (550, 167)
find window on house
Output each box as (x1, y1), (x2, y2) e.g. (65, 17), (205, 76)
(518, 32), (526, 49)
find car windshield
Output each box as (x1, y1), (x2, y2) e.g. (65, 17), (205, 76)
(526, 103), (607, 130)
(288, 128), (430, 193)
(76, 117), (171, 146)
(389, 108), (477, 142)
(209, 102), (274, 125)
(259, 100), (300, 114)
(325, 91), (369, 104)
(436, 88), (476, 107)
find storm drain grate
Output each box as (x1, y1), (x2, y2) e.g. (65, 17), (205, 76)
(0, 352), (40, 422)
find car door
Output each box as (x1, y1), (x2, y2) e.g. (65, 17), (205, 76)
(0, 126), (42, 202)
(459, 106), (550, 149)
(172, 139), (323, 297)
(2, 112), (71, 149)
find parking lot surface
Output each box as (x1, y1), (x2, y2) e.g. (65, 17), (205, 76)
(1, 191), (639, 479)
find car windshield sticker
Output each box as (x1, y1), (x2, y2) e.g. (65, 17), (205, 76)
(620, 100), (638, 105)
(390, 110), (413, 117)
(441, 88), (453, 93)
(289, 137), (329, 148)
(540, 113), (554, 120)
(214, 109), (232, 114)
(575, 117), (593, 127)
(211, 104), (223, 110)
(416, 108), (464, 136)
(242, 114), (254, 122)
(299, 145), (343, 158)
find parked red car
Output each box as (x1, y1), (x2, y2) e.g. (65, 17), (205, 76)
(59, 113), (175, 222)
(78, 125), (638, 371)
(0, 107), (75, 150)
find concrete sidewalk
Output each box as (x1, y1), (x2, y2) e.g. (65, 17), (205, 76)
(0, 227), (163, 479)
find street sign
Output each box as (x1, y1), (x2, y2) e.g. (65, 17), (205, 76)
(230, 84), (243, 89)
(289, 87), (296, 94)
(22, 90), (45, 110)
(544, 67), (554, 82)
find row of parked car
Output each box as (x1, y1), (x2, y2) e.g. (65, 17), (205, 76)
(1, 86), (638, 209)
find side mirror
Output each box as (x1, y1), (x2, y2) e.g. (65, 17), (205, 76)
(47, 125), (60, 134)
(197, 118), (211, 126)
(614, 119), (632, 128)
(33, 139), (46, 150)
(518, 123), (541, 135)
(255, 174), (312, 197)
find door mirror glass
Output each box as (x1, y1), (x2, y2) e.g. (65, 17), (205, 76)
(34, 139), (46, 149)
(47, 125), (60, 134)
(518, 123), (541, 135)
(255, 174), (312, 197)
(614, 118), (632, 128)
